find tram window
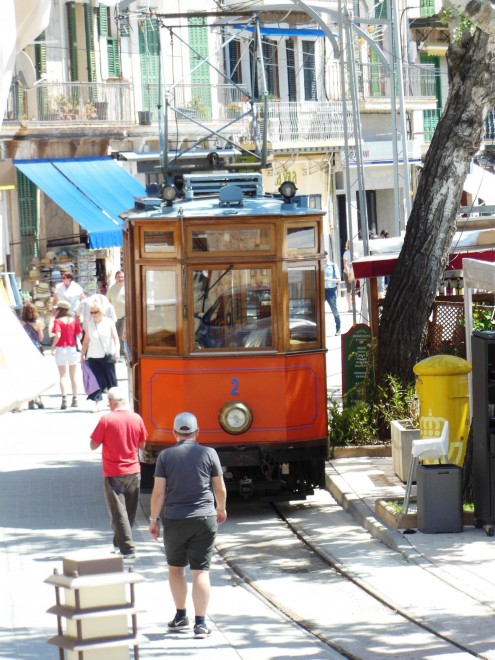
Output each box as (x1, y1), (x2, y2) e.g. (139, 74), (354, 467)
(193, 267), (273, 349)
(144, 270), (177, 349)
(143, 230), (175, 254)
(287, 226), (316, 251)
(190, 227), (273, 253)
(288, 266), (318, 348)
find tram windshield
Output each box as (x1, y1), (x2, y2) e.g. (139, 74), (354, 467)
(193, 267), (272, 349)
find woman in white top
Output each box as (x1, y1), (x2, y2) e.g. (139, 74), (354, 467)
(80, 300), (119, 404)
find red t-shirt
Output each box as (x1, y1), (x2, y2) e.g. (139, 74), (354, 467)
(91, 410), (148, 477)
(53, 317), (82, 347)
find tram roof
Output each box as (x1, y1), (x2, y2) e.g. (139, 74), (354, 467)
(120, 193), (325, 222)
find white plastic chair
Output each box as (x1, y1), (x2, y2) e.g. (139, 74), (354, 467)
(403, 420), (450, 514)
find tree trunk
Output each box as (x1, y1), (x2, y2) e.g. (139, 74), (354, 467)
(376, 27), (495, 385)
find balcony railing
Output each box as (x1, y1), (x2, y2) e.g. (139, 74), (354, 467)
(3, 81), (134, 125)
(254, 101), (351, 145)
(357, 62), (437, 100)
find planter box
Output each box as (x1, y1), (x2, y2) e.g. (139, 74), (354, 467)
(391, 419), (420, 483)
(332, 445), (391, 458)
(375, 498), (475, 530)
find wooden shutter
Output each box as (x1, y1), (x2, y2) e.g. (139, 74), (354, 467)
(17, 171), (39, 275)
(228, 40), (241, 84)
(84, 4), (97, 87)
(420, 52), (441, 142)
(286, 39), (297, 102)
(98, 6), (109, 37)
(139, 18), (160, 112)
(302, 41), (316, 101)
(420, 0), (436, 18)
(107, 37), (120, 77)
(188, 15), (211, 118)
(66, 2), (78, 81)
(375, 0), (388, 19)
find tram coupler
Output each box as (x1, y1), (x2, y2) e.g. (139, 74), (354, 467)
(239, 477), (254, 498)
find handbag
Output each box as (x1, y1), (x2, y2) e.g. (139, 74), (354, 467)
(94, 321), (116, 364)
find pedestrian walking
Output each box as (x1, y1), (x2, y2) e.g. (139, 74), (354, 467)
(324, 251), (341, 335)
(53, 272), (85, 315)
(148, 412), (227, 639)
(342, 240), (355, 312)
(90, 387), (148, 559)
(77, 293), (116, 330)
(50, 300), (82, 410)
(20, 302), (45, 409)
(107, 270), (126, 358)
(80, 300), (120, 410)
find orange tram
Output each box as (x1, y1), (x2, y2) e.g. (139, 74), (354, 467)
(122, 174), (329, 499)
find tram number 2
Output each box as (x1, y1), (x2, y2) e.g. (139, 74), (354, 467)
(275, 171), (297, 186)
(231, 377), (239, 395)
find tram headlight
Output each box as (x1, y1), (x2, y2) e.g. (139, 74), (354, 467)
(162, 185), (177, 205)
(219, 401), (253, 435)
(278, 180), (297, 203)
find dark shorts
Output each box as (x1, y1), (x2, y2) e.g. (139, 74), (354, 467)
(164, 516), (218, 570)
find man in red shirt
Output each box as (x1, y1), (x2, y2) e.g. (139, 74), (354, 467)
(90, 386), (148, 559)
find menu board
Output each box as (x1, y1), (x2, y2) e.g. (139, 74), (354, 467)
(341, 323), (372, 403)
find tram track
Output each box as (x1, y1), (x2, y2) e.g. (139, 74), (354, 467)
(215, 496), (481, 659)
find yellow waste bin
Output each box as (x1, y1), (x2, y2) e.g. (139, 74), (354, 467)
(413, 354), (472, 466)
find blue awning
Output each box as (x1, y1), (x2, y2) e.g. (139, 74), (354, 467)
(14, 157), (146, 249)
(233, 25), (331, 38)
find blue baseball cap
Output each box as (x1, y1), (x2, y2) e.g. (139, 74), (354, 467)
(173, 412), (198, 433)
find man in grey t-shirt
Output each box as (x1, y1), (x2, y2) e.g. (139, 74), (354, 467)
(149, 412), (227, 639)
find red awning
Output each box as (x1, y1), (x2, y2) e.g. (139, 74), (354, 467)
(352, 248), (495, 279)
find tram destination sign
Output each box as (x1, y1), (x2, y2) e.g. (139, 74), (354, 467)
(341, 323), (372, 404)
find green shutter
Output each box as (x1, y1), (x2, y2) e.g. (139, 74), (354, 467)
(34, 33), (48, 117)
(107, 37), (120, 77)
(119, 10), (130, 38)
(85, 4), (97, 88)
(34, 32), (47, 78)
(420, 52), (441, 142)
(139, 18), (160, 112)
(17, 171), (39, 275)
(375, 0), (388, 19)
(370, 48), (382, 97)
(420, 0), (436, 18)
(66, 2), (78, 81)
(98, 6), (109, 37)
(188, 15), (211, 117)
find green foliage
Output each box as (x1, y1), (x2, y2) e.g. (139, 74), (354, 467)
(472, 305), (495, 332)
(328, 374), (419, 447)
(328, 397), (378, 447)
(439, 8), (474, 41)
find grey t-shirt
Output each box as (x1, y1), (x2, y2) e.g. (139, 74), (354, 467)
(155, 439), (223, 519)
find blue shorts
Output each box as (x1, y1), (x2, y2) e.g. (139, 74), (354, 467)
(164, 516), (217, 570)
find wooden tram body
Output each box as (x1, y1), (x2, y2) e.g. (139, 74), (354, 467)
(122, 175), (328, 498)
